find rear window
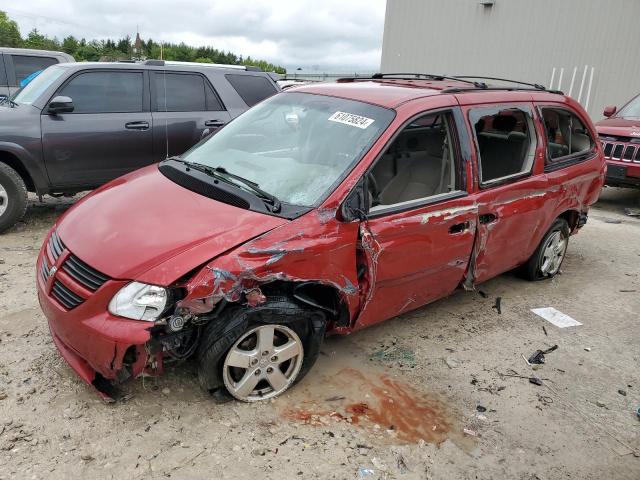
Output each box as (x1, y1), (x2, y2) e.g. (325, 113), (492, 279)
(225, 74), (277, 107)
(11, 55), (58, 86)
(540, 108), (594, 162)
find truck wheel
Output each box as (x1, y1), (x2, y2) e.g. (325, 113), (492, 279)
(522, 218), (570, 281)
(197, 298), (326, 402)
(0, 163), (28, 234)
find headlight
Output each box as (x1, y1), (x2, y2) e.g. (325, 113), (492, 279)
(108, 282), (168, 321)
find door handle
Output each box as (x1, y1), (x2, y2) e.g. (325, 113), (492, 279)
(204, 120), (225, 128)
(125, 121), (149, 130)
(449, 221), (470, 234)
(479, 213), (498, 224)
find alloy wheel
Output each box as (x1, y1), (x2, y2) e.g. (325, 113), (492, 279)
(0, 183), (8, 217)
(540, 230), (568, 276)
(222, 324), (304, 402)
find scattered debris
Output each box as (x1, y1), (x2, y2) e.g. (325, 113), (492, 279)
(476, 405), (487, 413)
(624, 207), (640, 217)
(596, 400), (606, 408)
(619, 289), (636, 293)
(528, 345), (558, 364)
(0, 392), (7, 400)
(358, 466), (375, 478)
(371, 344), (416, 368)
(463, 428), (478, 437)
(604, 219), (622, 224)
(478, 290), (489, 299)
(584, 347), (591, 352)
(542, 325), (548, 336)
(80, 453), (95, 462)
(531, 307), (582, 328)
(529, 377), (543, 386)
(492, 297), (502, 314)
(325, 396), (346, 402)
(521, 354), (531, 366)
(445, 356), (462, 369)
(618, 389), (627, 397)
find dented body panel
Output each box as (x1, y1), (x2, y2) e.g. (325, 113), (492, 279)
(35, 79), (605, 399)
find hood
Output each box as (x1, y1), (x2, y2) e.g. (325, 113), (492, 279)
(595, 117), (640, 138)
(57, 165), (287, 284)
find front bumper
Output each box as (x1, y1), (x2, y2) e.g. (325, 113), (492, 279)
(605, 160), (640, 188)
(36, 236), (152, 400)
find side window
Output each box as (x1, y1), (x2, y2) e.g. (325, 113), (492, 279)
(540, 108), (594, 162)
(225, 74), (277, 107)
(11, 55), (57, 86)
(369, 112), (461, 211)
(0, 55), (7, 86)
(59, 71), (143, 114)
(154, 72), (207, 112)
(470, 106), (536, 184)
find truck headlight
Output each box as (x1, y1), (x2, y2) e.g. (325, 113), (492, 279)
(108, 282), (168, 321)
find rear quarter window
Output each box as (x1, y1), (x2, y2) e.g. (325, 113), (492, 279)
(539, 107), (595, 166)
(225, 74), (277, 107)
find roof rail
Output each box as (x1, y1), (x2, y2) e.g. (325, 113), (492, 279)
(142, 60), (260, 71)
(452, 76), (547, 90)
(442, 86), (564, 95)
(338, 72), (487, 88)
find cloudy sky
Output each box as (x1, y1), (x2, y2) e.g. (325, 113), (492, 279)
(2, 0), (387, 71)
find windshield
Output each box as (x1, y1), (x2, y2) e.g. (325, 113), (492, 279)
(618, 95), (640, 119)
(13, 65), (67, 105)
(182, 92), (395, 207)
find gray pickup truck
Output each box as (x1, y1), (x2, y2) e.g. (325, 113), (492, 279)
(0, 60), (280, 232)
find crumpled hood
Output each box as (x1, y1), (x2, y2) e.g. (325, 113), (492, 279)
(596, 117), (640, 138)
(57, 165), (287, 284)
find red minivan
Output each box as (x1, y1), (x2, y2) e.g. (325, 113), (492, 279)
(36, 75), (605, 402)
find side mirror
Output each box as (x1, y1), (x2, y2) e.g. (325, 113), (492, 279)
(603, 105), (616, 118)
(340, 176), (369, 222)
(47, 96), (74, 115)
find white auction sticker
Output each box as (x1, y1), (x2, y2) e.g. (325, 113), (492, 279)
(328, 111), (375, 129)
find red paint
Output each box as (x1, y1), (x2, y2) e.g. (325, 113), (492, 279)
(36, 79), (605, 397)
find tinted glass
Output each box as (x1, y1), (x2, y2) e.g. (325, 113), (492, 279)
(182, 92), (395, 207)
(540, 108), (594, 161)
(13, 65), (67, 104)
(225, 74), (277, 107)
(0, 55), (7, 86)
(60, 71), (143, 113)
(154, 72), (207, 112)
(12, 55), (58, 85)
(617, 95), (640, 119)
(205, 82), (223, 110)
(470, 106), (536, 183)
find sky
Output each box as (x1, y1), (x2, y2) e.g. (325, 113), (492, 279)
(1, 0), (387, 72)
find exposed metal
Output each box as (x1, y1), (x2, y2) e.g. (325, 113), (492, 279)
(381, 0), (640, 118)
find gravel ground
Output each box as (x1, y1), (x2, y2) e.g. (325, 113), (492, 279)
(0, 188), (639, 479)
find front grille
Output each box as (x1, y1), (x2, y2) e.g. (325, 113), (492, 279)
(41, 257), (50, 283)
(51, 280), (84, 310)
(61, 254), (110, 292)
(48, 230), (65, 260)
(601, 139), (640, 164)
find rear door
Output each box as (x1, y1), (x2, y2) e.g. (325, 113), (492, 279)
(354, 108), (477, 329)
(41, 69), (153, 187)
(150, 71), (231, 160)
(465, 103), (549, 283)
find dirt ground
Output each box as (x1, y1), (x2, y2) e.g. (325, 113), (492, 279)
(0, 187), (639, 480)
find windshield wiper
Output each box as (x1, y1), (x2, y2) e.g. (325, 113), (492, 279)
(212, 166), (281, 213)
(0, 96), (18, 108)
(168, 158), (281, 213)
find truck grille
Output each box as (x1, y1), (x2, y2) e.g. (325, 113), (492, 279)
(601, 136), (640, 163)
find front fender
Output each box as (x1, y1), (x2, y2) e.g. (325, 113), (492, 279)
(0, 141), (49, 193)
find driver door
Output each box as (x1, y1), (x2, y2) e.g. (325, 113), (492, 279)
(354, 109), (476, 329)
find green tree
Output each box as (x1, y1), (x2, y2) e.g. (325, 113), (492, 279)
(61, 35), (79, 55)
(0, 11), (22, 47)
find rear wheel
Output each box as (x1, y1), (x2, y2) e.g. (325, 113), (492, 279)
(522, 218), (570, 281)
(0, 163), (28, 234)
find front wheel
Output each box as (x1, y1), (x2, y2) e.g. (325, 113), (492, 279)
(522, 218), (570, 281)
(0, 163), (28, 234)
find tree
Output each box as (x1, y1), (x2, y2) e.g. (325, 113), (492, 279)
(61, 35), (79, 55)
(0, 11), (21, 47)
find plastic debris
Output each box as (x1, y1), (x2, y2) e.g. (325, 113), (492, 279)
(595, 400), (606, 408)
(531, 307), (582, 328)
(528, 345), (558, 364)
(463, 427), (478, 437)
(618, 389), (627, 396)
(492, 297), (502, 314)
(476, 405), (487, 413)
(529, 377), (543, 386)
(358, 467), (375, 478)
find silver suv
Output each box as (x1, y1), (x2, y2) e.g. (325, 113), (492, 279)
(0, 47), (74, 98)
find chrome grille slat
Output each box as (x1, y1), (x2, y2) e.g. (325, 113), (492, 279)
(51, 280), (84, 310)
(62, 254), (109, 291)
(48, 230), (65, 260)
(40, 258), (50, 283)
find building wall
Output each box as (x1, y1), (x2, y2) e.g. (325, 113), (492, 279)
(381, 0), (640, 119)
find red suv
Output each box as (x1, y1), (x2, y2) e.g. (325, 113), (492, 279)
(595, 93), (640, 188)
(36, 74), (605, 402)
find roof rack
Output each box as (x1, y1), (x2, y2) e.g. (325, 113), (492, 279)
(338, 72), (488, 88)
(142, 60), (261, 71)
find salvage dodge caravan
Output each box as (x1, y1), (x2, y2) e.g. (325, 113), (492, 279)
(37, 75), (605, 402)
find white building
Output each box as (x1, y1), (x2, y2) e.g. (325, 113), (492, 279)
(381, 0), (640, 118)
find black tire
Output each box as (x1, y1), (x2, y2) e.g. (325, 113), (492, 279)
(522, 218), (570, 281)
(197, 297), (326, 400)
(0, 163), (28, 234)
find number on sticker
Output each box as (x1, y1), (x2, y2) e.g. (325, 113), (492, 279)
(328, 111), (375, 129)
